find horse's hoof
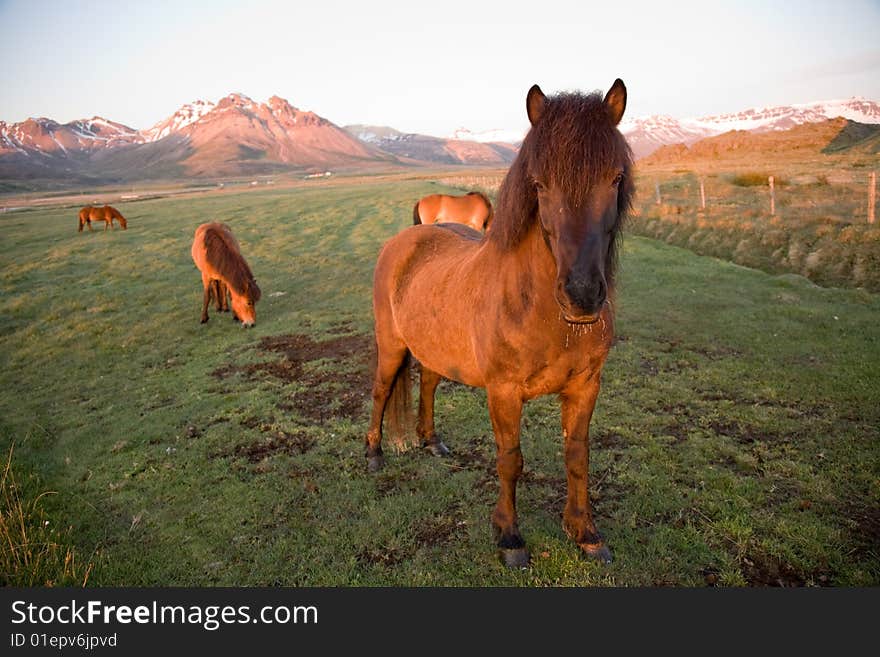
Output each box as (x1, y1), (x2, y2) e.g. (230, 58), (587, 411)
(200, 318), (208, 324)
(424, 440), (450, 457)
(367, 455), (385, 473)
(499, 547), (530, 569)
(579, 542), (613, 564)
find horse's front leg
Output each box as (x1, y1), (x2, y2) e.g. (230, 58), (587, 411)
(560, 374), (612, 563)
(200, 275), (212, 323)
(487, 385), (527, 567)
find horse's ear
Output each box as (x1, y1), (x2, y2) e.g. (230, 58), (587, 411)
(527, 84), (546, 126)
(604, 78), (627, 125)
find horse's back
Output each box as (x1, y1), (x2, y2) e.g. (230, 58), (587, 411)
(418, 193), (491, 230)
(192, 222), (226, 273)
(192, 222), (243, 276)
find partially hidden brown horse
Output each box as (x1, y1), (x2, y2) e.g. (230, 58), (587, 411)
(366, 80), (633, 567)
(191, 222), (261, 327)
(78, 205), (127, 232)
(413, 191), (493, 231)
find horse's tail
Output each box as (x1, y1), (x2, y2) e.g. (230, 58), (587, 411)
(385, 350), (416, 451)
(412, 200), (422, 225)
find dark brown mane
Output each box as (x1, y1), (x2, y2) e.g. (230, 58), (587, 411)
(466, 190), (492, 206)
(489, 91), (634, 286)
(203, 227), (260, 301)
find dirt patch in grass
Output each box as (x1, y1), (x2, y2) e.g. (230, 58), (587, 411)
(374, 468), (421, 495)
(412, 508), (467, 548)
(232, 430), (317, 463)
(592, 431), (628, 449)
(449, 436), (496, 491)
(213, 331), (373, 424)
(841, 499), (880, 565)
(706, 419), (792, 444)
(356, 545), (406, 567)
(741, 552), (811, 587)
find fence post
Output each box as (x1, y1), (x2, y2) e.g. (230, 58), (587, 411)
(869, 171), (876, 225)
(655, 182), (661, 205)
(700, 177), (706, 210)
(769, 175), (775, 216)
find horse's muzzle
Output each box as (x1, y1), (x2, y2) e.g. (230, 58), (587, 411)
(555, 287), (603, 324)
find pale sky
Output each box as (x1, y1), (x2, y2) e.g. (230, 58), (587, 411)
(1, 0), (878, 137)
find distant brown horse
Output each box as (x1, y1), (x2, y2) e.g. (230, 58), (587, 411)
(191, 222), (261, 327)
(78, 205), (127, 231)
(366, 80), (633, 567)
(413, 191), (493, 231)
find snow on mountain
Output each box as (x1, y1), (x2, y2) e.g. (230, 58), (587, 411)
(619, 115), (717, 159)
(621, 97), (880, 158)
(142, 99), (215, 142)
(686, 97), (880, 133)
(343, 125), (405, 144)
(0, 116), (141, 156)
(448, 126), (525, 144)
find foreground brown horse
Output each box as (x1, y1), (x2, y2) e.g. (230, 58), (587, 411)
(413, 191), (493, 231)
(78, 205), (127, 231)
(366, 80), (633, 567)
(191, 222), (261, 327)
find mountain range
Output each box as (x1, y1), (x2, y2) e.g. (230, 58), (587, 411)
(620, 97), (880, 159)
(1, 94), (878, 184)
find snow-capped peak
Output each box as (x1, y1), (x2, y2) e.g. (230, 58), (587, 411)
(448, 126), (525, 144)
(142, 99), (216, 142)
(619, 96), (880, 158)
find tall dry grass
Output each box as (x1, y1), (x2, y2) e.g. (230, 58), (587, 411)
(1, 444), (94, 587)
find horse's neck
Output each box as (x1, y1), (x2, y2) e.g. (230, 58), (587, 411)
(482, 220), (560, 320)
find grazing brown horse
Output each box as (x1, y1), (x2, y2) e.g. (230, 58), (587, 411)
(366, 80), (633, 567)
(190, 222), (261, 327)
(78, 205), (127, 231)
(413, 191), (493, 231)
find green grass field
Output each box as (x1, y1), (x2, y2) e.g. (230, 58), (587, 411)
(1, 179), (878, 586)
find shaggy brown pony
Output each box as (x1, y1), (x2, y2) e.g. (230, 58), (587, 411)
(190, 222), (261, 327)
(77, 205), (127, 231)
(366, 79), (633, 567)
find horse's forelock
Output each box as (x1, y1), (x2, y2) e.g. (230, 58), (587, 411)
(490, 91), (633, 252)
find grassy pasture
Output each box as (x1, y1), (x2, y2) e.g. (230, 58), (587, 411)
(1, 178), (878, 586)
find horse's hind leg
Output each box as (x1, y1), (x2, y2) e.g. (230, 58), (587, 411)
(487, 385), (528, 568)
(218, 281), (230, 312)
(417, 365), (449, 456)
(211, 280), (223, 311)
(364, 339), (410, 472)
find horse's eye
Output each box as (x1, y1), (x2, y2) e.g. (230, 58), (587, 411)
(612, 172), (624, 187)
(533, 179), (547, 192)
